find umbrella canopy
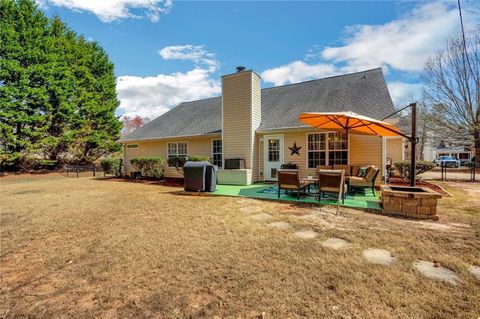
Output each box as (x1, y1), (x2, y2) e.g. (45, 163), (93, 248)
(298, 111), (405, 137)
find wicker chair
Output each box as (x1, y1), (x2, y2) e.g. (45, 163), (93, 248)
(318, 169), (346, 213)
(277, 170), (314, 199)
(348, 167), (380, 196)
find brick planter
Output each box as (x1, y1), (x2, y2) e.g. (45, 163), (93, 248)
(381, 185), (442, 221)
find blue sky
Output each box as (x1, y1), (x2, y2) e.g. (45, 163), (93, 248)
(38, 0), (479, 118)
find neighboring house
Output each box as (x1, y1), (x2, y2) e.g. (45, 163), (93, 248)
(435, 140), (473, 164)
(121, 67), (403, 185)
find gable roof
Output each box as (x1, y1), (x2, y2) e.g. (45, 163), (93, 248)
(122, 68), (395, 141)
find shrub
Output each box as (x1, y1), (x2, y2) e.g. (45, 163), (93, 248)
(394, 160), (436, 179)
(101, 158), (122, 176)
(167, 156), (187, 168)
(188, 155), (211, 162)
(130, 157), (164, 178)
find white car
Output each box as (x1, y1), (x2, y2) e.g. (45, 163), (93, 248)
(434, 156), (460, 167)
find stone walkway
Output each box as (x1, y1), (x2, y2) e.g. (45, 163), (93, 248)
(236, 197), (473, 286)
(362, 248), (395, 266)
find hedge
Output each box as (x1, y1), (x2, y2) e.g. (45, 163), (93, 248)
(130, 157), (164, 178)
(100, 158), (122, 176)
(393, 160), (436, 179)
(166, 155), (210, 168)
(188, 155), (210, 162)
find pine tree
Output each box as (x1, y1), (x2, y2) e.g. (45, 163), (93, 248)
(0, 0), (122, 169)
(0, 0), (53, 168)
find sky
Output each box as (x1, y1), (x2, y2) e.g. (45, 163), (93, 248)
(37, 0), (479, 119)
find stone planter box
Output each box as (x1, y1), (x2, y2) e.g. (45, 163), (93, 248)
(381, 185), (442, 221)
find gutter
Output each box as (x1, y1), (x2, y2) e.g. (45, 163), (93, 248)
(118, 132), (222, 144)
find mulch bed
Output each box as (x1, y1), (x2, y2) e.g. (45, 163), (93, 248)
(388, 178), (450, 196)
(103, 176), (184, 187)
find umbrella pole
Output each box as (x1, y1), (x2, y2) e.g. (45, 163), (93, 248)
(410, 103), (417, 187)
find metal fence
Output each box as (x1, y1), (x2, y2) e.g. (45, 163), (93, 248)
(439, 163), (476, 182)
(63, 164), (103, 178)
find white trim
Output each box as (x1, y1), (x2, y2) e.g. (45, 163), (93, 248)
(382, 137), (387, 180)
(211, 138), (222, 168)
(263, 134), (284, 181)
(306, 132), (349, 168)
(256, 126), (312, 134)
(167, 141), (188, 167)
(120, 132), (221, 143)
(250, 72), (253, 170)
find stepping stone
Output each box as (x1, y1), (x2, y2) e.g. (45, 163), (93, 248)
(239, 206), (263, 214)
(267, 221), (291, 230)
(250, 213), (273, 222)
(322, 238), (350, 250)
(237, 198), (256, 205)
(294, 228), (318, 239)
(362, 248), (395, 266)
(413, 260), (460, 285)
(468, 265), (480, 281)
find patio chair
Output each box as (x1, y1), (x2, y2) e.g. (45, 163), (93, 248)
(316, 165), (331, 173)
(332, 164), (351, 176)
(348, 167), (380, 196)
(317, 169), (346, 213)
(277, 170), (314, 199)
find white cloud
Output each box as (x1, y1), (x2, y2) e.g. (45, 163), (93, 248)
(117, 44), (221, 118)
(321, 2), (473, 72)
(37, 0), (172, 22)
(117, 69), (220, 118)
(387, 81), (423, 107)
(158, 45), (219, 72)
(261, 61), (340, 86)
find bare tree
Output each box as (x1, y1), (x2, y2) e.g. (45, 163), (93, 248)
(422, 33), (480, 164)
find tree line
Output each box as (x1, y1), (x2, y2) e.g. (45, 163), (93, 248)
(0, 0), (122, 170)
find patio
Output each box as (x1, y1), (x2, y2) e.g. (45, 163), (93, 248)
(212, 183), (381, 210)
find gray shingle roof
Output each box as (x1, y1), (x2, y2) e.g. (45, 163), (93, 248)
(122, 68), (395, 141)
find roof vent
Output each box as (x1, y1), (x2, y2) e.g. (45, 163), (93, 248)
(236, 66), (246, 73)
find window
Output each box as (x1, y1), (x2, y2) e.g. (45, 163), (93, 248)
(327, 132), (348, 166)
(268, 139), (280, 162)
(212, 140), (222, 167)
(167, 142), (188, 166)
(307, 133), (326, 168)
(307, 132), (348, 168)
(126, 144), (138, 149)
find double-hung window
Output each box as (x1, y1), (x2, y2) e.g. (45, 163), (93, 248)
(167, 142), (188, 166)
(307, 133), (326, 168)
(212, 139), (222, 167)
(327, 132), (348, 166)
(307, 132), (348, 168)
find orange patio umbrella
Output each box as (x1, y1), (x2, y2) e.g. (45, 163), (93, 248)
(298, 111), (405, 138)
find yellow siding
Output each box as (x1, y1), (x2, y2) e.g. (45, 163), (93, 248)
(257, 130), (384, 185)
(349, 134), (383, 185)
(251, 73), (262, 181)
(386, 137), (403, 164)
(124, 135), (220, 178)
(222, 71), (261, 170)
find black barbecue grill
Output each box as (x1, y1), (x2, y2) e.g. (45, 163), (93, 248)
(183, 162), (217, 192)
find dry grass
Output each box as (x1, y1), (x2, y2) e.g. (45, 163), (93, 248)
(1, 175), (479, 318)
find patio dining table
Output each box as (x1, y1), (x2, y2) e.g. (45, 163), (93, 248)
(301, 176), (351, 197)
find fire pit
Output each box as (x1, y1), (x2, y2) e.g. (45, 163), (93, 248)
(381, 185), (442, 221)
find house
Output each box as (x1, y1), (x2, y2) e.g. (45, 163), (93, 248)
(121, 67), (403, 185)
(435, 140), (473, 164)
